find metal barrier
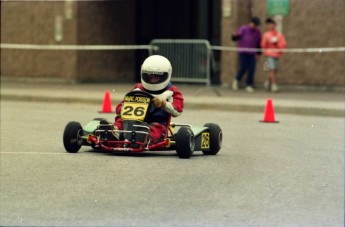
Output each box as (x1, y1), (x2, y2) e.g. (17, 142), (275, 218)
(149, 39), (211, 86)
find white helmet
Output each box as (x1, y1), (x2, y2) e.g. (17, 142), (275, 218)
(141, 55), (172, 91)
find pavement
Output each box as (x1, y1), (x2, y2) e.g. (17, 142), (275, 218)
(1, 101), (344, 226)
(1, 80), (344, 117)
(1, 79), (344, 226)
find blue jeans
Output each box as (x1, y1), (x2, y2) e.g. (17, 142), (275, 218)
(236, 53), (256, 86)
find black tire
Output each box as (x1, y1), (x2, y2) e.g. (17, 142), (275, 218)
(63, 121), (83, 153)
(91, 143), (99, 150)
(175, 126), (195, 159)
(202, 123), (222, 155)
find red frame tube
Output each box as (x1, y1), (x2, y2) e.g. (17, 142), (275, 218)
(88, 135), (170, 153)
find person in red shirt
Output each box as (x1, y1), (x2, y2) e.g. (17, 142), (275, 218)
(261, 18), (287, 92)
(114, 55), (184, 142)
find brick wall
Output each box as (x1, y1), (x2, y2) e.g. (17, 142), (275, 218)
(1, 1), (78, 80)
(221, 0), (345, 87)
(1, 1), (136, 82)
(2, 0), (344, 86)
(76, 1), (136, 82)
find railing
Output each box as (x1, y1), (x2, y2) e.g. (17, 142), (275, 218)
(149, 39), (212, 86)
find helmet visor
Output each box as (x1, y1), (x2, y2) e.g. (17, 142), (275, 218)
(142, 72), (169, 84)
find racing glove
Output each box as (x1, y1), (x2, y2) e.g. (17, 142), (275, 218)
(152, 97), (166, 108)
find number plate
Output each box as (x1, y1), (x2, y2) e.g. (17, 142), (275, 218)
(121, 95), (150, 122)
(201, 132), (210, 149)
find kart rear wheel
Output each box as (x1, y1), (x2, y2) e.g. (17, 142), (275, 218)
(175, 126), (195, 159)
(202, 123), (222, 155)
(63, 121), (83, 153)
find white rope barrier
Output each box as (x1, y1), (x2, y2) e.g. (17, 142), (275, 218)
(1, 43), (344, 53)
(0, 43), (157, 51)
(211, 46), (345, 53)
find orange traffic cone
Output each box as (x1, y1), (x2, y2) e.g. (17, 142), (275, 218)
(99, 91), (115, 113)
(260, 99), (279, 123)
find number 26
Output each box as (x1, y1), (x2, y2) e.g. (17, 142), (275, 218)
(122, 106), (145, 117)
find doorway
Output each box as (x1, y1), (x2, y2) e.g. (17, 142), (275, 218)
(135, 0), (221, 84)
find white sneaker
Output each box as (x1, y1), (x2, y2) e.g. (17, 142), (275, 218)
(232, 80), (239, 91)
(263, 80), (270, 91)
(271, 84), (279, 92)
(246, 86), (254, 93)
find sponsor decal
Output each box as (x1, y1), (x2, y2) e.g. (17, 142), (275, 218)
(121, 95), (150, 122)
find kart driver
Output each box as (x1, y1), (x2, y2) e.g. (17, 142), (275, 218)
(114, 55), (184, 142)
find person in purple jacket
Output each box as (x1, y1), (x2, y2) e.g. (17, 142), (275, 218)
(231, 17), (262, 93)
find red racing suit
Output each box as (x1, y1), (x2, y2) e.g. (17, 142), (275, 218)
(114, 83), (184, 141)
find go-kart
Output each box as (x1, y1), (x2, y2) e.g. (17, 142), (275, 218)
(63, 90), (222, 159)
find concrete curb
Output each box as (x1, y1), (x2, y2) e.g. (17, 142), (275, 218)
(2, 93), (344, 118)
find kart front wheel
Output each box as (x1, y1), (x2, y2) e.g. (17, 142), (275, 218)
(175, 126), (195, 159)
(63, 121), (83, 153)
(202, 123), (222, 155)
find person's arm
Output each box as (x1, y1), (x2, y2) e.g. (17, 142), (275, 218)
(163, 88), (184, 117)
(115, 100), (124, 116)
(277, 34), (287, 49)
(231, 26), (244, 41)
(114, 99), (124, 127)
(153, 87), (184, 117)
(231, 32), (240, 41)
(260, 33), (268, 49)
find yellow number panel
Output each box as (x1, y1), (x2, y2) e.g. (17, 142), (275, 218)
(201, 132), (210, 149)
(121, 96), (150, 122)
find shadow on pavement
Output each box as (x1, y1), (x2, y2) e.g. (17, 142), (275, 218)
(84, 149), (205, 158)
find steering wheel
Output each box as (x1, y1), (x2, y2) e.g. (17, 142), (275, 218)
(125, 90), (154, 99)
(124, 90), (156, 113)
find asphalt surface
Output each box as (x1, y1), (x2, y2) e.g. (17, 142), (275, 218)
(0, 100), (344, 226)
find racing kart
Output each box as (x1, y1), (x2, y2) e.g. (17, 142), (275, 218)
(63, 90), (222, 159)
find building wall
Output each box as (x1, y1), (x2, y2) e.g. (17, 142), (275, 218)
(76, 1), (136, 82)
(221, 0), (345, 87)
(1, 1), (78, 80)
(2, 0), (344, 86)
(1, 1), (136, 83)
